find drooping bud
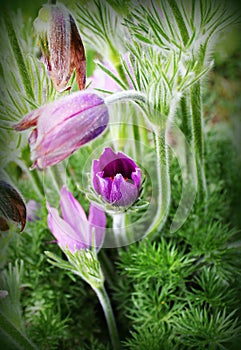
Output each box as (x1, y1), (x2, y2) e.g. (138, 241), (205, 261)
(34, 3), (86, 92)
(14, 91), (109, 169)
(0, 181), (26, 232)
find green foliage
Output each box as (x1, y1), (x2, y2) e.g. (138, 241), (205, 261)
(114, 125), (241, 348)
(0, 1), (241, 350)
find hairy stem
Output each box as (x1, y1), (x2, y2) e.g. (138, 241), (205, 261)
(15, 159), (44, 198)
(93, 285), (120, 350)
(105, 90), (146, 105)
(146, 123), (171, 239)
(190, 81), (207, 200)
(180, 95), (192, 175)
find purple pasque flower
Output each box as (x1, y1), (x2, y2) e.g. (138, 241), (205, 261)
(14, 91), (109, 169)
(47, 186), (106, 253)
(92, 148), (141, 208)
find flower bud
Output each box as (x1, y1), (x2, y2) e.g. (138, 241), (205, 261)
(34, 3), (86, 92)
(92, 147), (142, 208)
(14, 91), (109, 169)
(0, 181), (26, 232)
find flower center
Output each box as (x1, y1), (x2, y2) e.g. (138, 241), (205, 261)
(102, 158), (135, 180)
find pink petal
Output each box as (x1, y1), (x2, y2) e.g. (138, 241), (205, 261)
(47, 202), (86, 252)
(88, 203), (106, 250)
(60, 186), (88, 239)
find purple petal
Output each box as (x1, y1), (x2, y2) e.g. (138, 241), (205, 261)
(29, 94), (108, 168)
(93, 147), (137, 177)
(131, 167), (142, 187)
(94, 171), (112, 201)
(60, 186), (88, 242)
(36, 91), (104, 136)
(47, 202), (86, 252)
(88, 203), (106, 250)
(110, 174), (138, 207)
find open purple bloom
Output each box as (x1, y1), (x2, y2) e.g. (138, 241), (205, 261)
(47, 186), (106, 253)
(14, 91), (109, 169)
(92, 148), (141, 208)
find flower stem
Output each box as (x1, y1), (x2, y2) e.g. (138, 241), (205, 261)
(93, 284), (120, 350)
(50, 165), (64, 191)
(190, 81), (207, 201)
(146, 124), (171, 239)
(112, 212), (127, 247)
(15, 159), (44, 198)
(180, 95), (192, 176)
(105, 90), (146, 105)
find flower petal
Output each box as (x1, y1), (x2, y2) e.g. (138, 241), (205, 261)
(94, 147), (137, 178)
(32, 103), (108, 168)
(95, 172), (112, 201)
(88, 203), (106, 250)
(131, 167), (142, 187)
(47, 202), (86, 252)
(110, 174), (139, 207)
(60, 186), (88, 239)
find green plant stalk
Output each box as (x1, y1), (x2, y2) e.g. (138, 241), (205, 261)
(93, 284), (120, 350)
(0, 310), (37, 350)
(105, 90), (146, 106)
(3, 11), (34, 100)
(15, 159), (45, 198)
(146, 124), (171, 239)
(180, 95), (192, 175)
(50, 165), (65, 191)
(112, 212), (127, 247)
(190, 81), (207, 200)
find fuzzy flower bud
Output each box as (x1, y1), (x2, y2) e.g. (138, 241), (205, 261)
(92, 147), (142, 208)
(14, 91), (109, 169)
(34, 3), (86, 92)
